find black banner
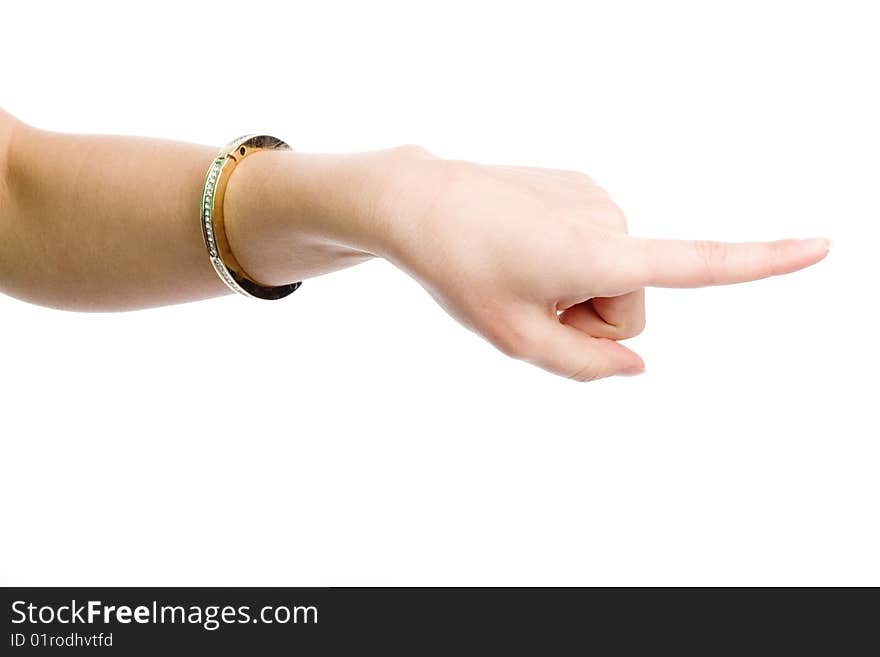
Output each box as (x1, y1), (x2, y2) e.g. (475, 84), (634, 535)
(1, 587), (875, 653)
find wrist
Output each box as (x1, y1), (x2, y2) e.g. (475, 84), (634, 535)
(286, 145), (436, 260)
(223, 144), (433, 285)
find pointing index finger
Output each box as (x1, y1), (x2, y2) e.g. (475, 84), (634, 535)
(618, 237), (830, 289)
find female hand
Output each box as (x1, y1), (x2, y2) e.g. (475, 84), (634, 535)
(347, 147), (829, 381)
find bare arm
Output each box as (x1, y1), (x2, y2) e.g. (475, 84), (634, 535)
(0, 110), (387, 310)
(0, 110), (829, 380)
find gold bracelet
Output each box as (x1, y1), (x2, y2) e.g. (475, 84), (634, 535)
(200, 134), (302, 300)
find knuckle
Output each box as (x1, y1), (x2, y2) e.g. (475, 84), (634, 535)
(606, 201), (628, 231)
(615, 316), (646, 339)
(693, 240), (726, 284)
(569, 170), (596, 185)
(766, 240), (787, 276)
(631, 316), (647, 337)
(554, 168), (598, 187)
(392, 143), (432, 158)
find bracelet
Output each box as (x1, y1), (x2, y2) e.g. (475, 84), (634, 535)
(200, 134), (302, 300)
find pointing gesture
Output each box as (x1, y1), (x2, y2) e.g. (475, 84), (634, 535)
(0, 114), (828, 381)
(370, 153), (829, 381)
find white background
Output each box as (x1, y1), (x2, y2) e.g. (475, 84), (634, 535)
(1, 0), (877, 586)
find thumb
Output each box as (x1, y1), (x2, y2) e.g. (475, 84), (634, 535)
(505, 311), (645, 382)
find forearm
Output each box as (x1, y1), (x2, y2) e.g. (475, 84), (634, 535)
(0, 117), (383, 311)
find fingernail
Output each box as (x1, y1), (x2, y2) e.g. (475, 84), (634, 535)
(619, 364), (646, 377)
(803, 237), (832, 252)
